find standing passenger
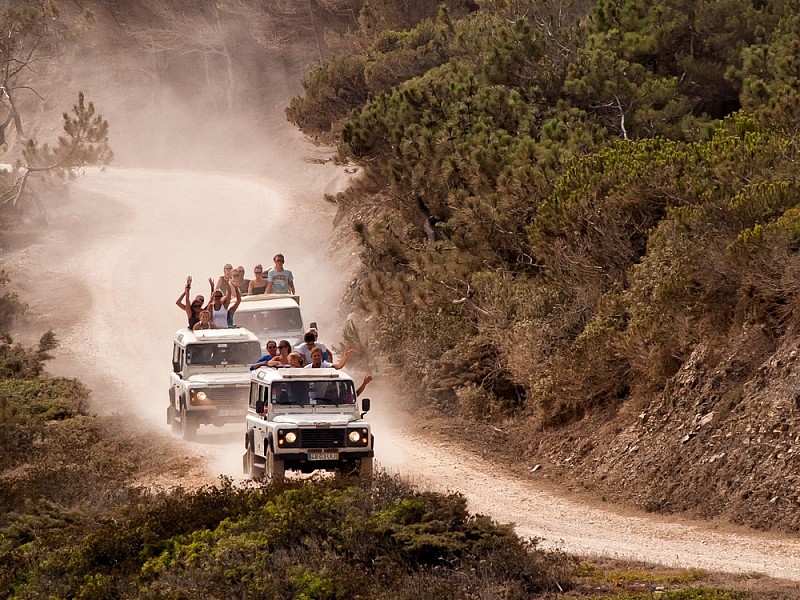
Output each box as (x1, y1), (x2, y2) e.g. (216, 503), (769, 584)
(287, 352), (304, 368)
(304, 347), (355, 369)
(208, 286), (232, 328)
(266, 253), (295, 294)
(267, 340), (292, 366)
(250, 340), (278, 370)
(193, 310), (217, 330)
(295, 331), (332, 364)
(247, 264), (268, 295)
(232, 266), (250, 296)
(176, 275), (213, 329)
(214, 264), (233, 294)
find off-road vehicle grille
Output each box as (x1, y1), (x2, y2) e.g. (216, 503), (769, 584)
(209, 386), (249, 407)
(299, 429), (346, 448)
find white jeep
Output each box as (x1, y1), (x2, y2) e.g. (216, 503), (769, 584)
(168, 328), (262, 440)
(243, 367), (374, 480)
(234, 294), (306, 348)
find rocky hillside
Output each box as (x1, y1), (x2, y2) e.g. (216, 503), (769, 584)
(523, 336), (800, 532)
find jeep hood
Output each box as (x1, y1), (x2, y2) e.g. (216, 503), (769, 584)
(185, 372), (251, 385)
(272, 413), (359, 426)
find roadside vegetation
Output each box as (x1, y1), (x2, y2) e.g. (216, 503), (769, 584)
(0, 323), (771, 599)
(287, 0), (800, 532)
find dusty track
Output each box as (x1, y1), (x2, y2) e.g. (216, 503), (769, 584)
(11, 160), (800, 586)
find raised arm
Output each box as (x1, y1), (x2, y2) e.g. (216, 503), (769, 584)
(176, 288), (188, 310)
(332, 348), (356, 370)
(222, 277), (233, 308)
(178, 276), (192, 319)
(227, 282), (241, 317)
(356, 375), (373, 397)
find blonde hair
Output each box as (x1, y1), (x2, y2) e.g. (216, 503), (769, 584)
(287, 351), (304, 367)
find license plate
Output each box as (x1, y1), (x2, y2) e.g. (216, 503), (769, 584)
(308, 451), (338, 461)
(217, 409), (242, 417)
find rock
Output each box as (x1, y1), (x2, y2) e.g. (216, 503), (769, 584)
(698, 412), (715, 427)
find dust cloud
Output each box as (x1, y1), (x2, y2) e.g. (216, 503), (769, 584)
(11, 10), (355, 479)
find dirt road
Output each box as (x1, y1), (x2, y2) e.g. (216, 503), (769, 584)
(14, 163), (799, 584)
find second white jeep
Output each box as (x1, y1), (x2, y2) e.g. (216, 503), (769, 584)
(168, 328), (262, 440)
(234, 294), (305, 348)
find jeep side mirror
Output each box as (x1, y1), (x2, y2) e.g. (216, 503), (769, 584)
(255, 400), (265, 414)
(360, 397), (370, 413)
(172, 360), (181, 374)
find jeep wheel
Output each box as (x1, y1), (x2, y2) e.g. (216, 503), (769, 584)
(266, 449), (285, 481)
(181, 408), (197, 441)
(243, 445), (255, 477)
(358, 457), (374, 481)
(167, 404), (180, 434)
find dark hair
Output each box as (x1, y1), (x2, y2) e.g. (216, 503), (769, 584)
(303, 332), (316, 343)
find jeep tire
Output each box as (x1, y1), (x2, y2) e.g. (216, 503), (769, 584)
(266, 447), (285, 481)
(243, 432), (264, 478)
(358, 457), (374, 480)
(243, 445), (255, 477)
(167, 404), (181, 434)
(181, 405), (197, 441)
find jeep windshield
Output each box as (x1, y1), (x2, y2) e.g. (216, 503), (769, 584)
(236, 308), (302, 333)
(185, 342), (261, 366)
(270, 380), (356, 405)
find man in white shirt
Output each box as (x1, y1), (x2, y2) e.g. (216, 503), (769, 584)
(304, 346), (355, 369)
(295, 330), (332, 364)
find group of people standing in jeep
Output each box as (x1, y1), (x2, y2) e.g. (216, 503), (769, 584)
(175, 253), (295, 330)
(175, 253), (373, 395)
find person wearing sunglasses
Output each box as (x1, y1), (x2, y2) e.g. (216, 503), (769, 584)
(247, 263), (268, 295)
(208, 278), (242, 328)
(250, 340), (280, 370)
(176, 275), (214, 329)
(266, 253), (295, 295)
(232, 265), (250, 296)
(266, 340), (293, 367)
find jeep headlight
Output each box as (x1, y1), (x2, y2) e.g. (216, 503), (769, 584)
(190, 389), (209, 404)
(277, 429), (299, 447)
(347, 428), (369, 447)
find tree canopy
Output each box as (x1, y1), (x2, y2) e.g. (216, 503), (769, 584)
(288, 0), (800, 427)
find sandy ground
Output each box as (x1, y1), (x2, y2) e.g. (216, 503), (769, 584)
(6, 158), (800, 587)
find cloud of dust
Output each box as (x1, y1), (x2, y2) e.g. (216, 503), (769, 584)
(21, 6), (361, 477)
